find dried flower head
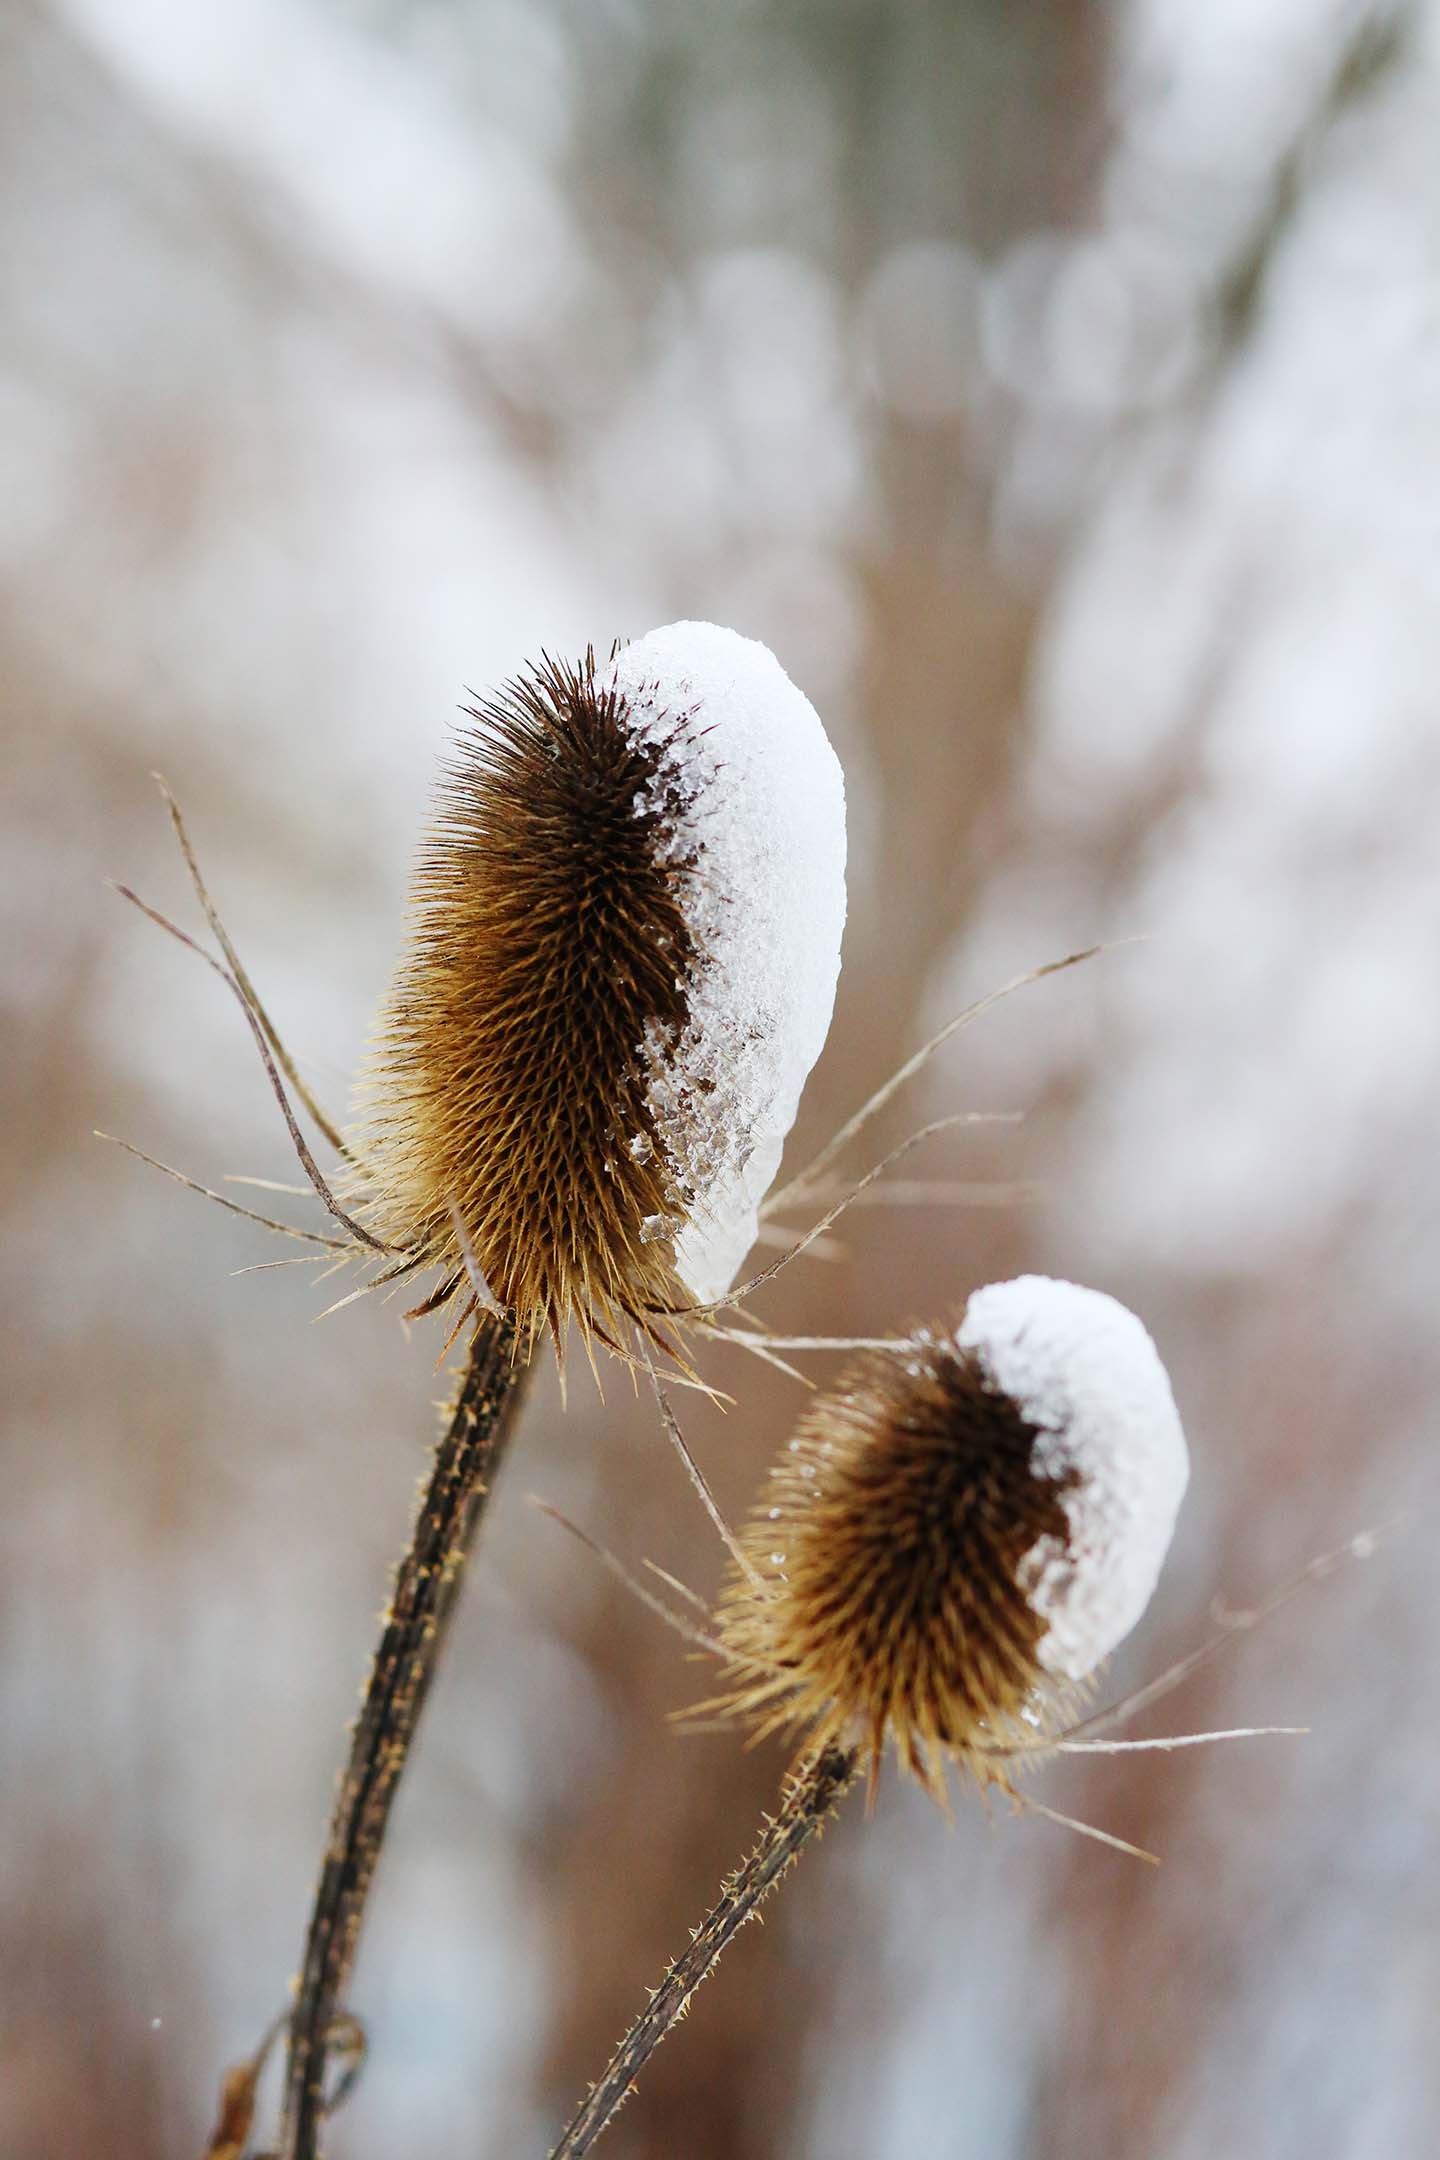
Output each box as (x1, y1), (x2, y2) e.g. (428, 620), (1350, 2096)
(717, 1276), (1189, 1800)
(358, 620), (846, 1350)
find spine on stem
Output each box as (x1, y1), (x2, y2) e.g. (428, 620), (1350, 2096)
(549, 1747), (859, 2160)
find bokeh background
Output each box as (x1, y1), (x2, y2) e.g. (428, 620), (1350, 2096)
(6, 1), (1440, 2154)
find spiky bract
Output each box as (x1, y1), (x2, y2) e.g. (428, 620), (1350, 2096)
(717, 1332), (1079, 1802)
(360, 651), (703, 1351)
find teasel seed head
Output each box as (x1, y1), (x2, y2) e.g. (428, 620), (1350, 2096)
(717, 1276), (1189, 1800)
(359, 621), (846, 1350)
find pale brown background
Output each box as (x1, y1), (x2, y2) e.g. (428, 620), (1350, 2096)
(4, 2), (1439, 2155)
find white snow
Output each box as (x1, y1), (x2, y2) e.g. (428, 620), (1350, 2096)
(956, 1275), (1189, 1680)
(602, 621), (847, 1304)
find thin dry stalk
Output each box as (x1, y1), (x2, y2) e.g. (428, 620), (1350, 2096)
(277, 1312), (533, 2160)
(548, 1745), (859, 2160)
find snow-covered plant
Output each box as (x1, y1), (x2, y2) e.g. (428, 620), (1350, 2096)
(547, 1280), (1311, 2160)
(716, 1276), (1190, 1801)
(116, 622), (1302, 2160)
(276, 621), (846, 2157)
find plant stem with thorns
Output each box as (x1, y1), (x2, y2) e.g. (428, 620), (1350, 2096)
(549, 1745), (859, 2160)
(278, 1312), (532, 2160)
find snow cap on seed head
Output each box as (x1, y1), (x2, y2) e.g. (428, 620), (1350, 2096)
(957, 1275), (1190, 1681)
(361, 619), (846, 1349)
(604, 621), (846, 1304)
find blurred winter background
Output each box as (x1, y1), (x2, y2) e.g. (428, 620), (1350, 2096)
(5, 0), (1439, 2153)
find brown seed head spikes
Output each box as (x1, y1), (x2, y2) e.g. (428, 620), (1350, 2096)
(359, 647), (703, 1352)
(717, 1330), (1081, 1803)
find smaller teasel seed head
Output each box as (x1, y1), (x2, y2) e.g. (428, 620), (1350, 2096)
(358, 621), (846, 1351)
(717, 1276), (1189, 1800)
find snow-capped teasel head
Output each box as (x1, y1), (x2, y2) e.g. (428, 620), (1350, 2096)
(715, 1274), (1187, 1803)
(956, 1276), (1189, 1681)
(359, 620), (846, 1349)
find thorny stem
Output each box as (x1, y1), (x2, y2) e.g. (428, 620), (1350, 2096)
(277, 1311), (533, 2160)
(548, 1745), (859, 2160)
